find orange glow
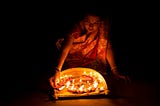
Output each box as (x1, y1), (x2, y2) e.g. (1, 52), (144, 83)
(53, 68), (110, 99)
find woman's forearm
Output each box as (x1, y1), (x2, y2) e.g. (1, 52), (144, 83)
(56, 36), (74, 71)
(106, 47), (117, 71)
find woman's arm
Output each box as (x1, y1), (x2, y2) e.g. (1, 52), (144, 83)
(56, 35), (74, 71)
(106, 43), (118, 71)
(49, 34), (74, 88)
(106, 42), (129, 81)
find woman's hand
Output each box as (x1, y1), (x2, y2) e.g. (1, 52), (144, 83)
(56, 38), (64, 49)
(49, 69), (60, 88)
(112, 69), (131, 83)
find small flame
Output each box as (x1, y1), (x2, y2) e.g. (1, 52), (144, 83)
(93, 81), (98, 88)
(59, 86), (65, 90)
(100, 87), (104, 91)
(72, 79), (75, 83)
(88, 86), (92, 91)
(98, 77), (102, 82)
(70, 85), (74, 91)
(66, 81), (70, 88)
(79, 85), (84, 92)
(87, 81), (90, 84)
(79, 79), (82, 82)
(89, 72), (92, 76)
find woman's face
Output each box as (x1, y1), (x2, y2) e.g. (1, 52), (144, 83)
(83, 15), (101, 33)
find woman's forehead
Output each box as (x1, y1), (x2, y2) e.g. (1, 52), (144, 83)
(85, 15), (100, 22)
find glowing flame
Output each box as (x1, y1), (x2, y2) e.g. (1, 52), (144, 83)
(59, 86), (65, 90)
(93, 80), (98, 88)
(79, 85), (84, 92)
(89, 72), (92, 76)
(70, 85), (74, 91)
(66, 81), (70, 88)
(79, 79), (82, 82)
(100, 87), (104, 91)
(88, 86), (92, 91)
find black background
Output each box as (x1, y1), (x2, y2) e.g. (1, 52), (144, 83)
(1, 1), (159, 99)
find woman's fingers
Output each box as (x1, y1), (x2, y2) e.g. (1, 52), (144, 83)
(114, 74), (131, 84)
(49, 75), (61, 89)
(49, 77), (55, 88)
(56, 38), (64, 49)
(125, 76), (131, 83)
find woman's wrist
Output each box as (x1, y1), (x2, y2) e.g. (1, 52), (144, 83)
(111, 66), (121, 75)
(49, 67), (60, 77)
(111, 66), (118, 72)
(53, 67), (60, 73)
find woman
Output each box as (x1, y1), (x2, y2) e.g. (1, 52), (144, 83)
(49, 11), (130, 90)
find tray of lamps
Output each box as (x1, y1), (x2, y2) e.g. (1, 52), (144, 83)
(52, 67), (110, 99)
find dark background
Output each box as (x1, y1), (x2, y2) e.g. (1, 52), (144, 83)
(1, 1), (159, 100)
